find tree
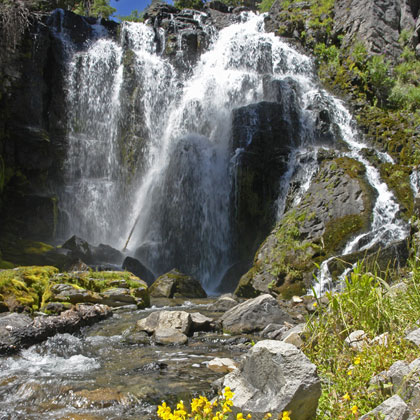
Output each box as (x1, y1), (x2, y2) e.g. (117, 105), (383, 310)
(73, 0), (116, 19)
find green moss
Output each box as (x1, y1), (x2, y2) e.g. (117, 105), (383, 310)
(379, 163), (414, 217)
(322, 214), (364, 253)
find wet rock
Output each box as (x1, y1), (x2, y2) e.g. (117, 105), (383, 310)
(360, 395), (409, 420)
(91, 244), (123, 264)
(0, 313), (32, 350)
(122, 256), (155, 285)
(149, 269), (207, 298)
(123, 330), (150, 345)
(223, 340), (321, 419)
(62, 236), (93, 262)
(231, 100), (298, 269)
(154, 327), (188, 345)
(221, 294), (292, 334)
(208, 357), (238, 373)
(0, 304), (111, 354)
(75, 388), (130, 408)
(137, 310), (192, 335)
(236, 156), (373, 298)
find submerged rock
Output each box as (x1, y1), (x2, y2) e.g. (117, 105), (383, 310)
(154, 327), (188, 345)
(222, 340), (321, 419)
(221, 294), (292, 334)
(149, 269), (207, 298)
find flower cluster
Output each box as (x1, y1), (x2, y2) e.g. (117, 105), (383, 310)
(157, 387), (234, 420)
(157, 387), (292, 420)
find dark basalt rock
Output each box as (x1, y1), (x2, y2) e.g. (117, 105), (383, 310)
(0, 304), (111, 355)
(149, 269), (207, 298)
(122, 256), (155, 285)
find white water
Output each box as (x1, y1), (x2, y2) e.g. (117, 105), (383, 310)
(54, 11), (408, 292)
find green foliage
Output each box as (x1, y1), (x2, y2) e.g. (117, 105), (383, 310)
(73, 0), (116, 18)
(258, 0), (275, 13)
(174, 0), (204, 10)
(305, 254), (420, 419)
(118, 9), (143, 22)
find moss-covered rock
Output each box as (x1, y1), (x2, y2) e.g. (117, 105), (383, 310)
(235, 155), (374, 298)
(0, 267), (150, 312)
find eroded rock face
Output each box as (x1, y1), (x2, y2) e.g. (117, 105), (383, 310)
(235, 154), (374, 298)
(221, 294), (292, 334)
(333, 0), (419, 62)
(222, 340), (321, 419)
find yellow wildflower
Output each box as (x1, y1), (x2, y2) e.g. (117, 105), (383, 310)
(347, 370), (353, 376)
(237, 414), (244, 420)
(354, 356), (361, 365)
(343, 393), (351, 401)
(282, 411), (291, 420)
(351, 405), (358, 415)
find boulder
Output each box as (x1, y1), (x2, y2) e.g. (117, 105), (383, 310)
(190, 312), (214, 331)
(91, 244), (123, 265)
(122, 256), (155, 285)
(149, 269), (207, 298)
(221, 294), (292, 334)
(210, 295), (238, 312)
(154, 327), (188, 345)
(49, 283), (101, 305)
(345, 330), (368, 351)
(137, 310), (192, 335)
(360, 395), (410, 420)
(208, 357), (238, 373)
(62, 236), (93, 263)
(99, 288), (138, 307)
(405, 327), (420, 346)
(222, 340), (321, 419)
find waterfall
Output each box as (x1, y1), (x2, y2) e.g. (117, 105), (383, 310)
(54, 10), (408, 292)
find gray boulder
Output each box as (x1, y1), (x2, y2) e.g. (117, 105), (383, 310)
(137, 310), (192, 335)
(221, 294), (292, 334)
(405, 327), (420, 346)
(210, 295), (238, 312)
(223, 340), (321, 419)
(360, 395), (409, 420)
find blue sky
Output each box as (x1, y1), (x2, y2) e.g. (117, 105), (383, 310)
(110, 0), (148, 15)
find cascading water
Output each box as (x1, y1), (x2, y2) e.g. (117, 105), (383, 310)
(55, 10), (408, 293)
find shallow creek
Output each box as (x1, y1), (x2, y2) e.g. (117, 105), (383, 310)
(0, 300), (249, 420)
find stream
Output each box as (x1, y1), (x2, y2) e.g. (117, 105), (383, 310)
(0, 300), (249, 420)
